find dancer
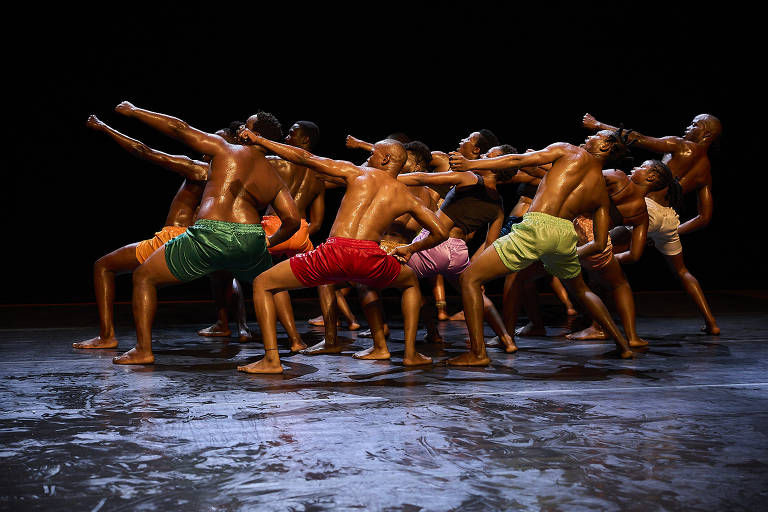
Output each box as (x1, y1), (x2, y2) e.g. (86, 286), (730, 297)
(236, 130), (448, 373)
(104, 102), (300, 364)
(73, 114), (209, 350)
(200, 120), (327, 350)
(613, 160), (720, 334)
(448, 129), (637, 364)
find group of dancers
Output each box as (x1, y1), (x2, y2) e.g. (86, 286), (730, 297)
(73, 101), (722, 373)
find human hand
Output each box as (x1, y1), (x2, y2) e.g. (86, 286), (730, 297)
(389, 245), (411, 264)
(115, 101), (135, 115)
(85, 114), (104, 130)
(448, 151), (470, 171)
(582, 113), (598, 130)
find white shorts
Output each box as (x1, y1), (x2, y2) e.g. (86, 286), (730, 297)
(646, 197), (682, 256)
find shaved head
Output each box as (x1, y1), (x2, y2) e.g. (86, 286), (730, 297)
(374, 138), (408, 170)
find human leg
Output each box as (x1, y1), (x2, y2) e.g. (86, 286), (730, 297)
(664, 252), (719, 334)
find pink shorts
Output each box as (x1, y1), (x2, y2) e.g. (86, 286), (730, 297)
(406, 229), (470, 279)
(289, 237), (402, 289)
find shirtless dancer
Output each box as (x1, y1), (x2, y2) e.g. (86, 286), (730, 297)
(73, 114), (209, 350)
(236, 130), (448, 373)
(199, 120), (326, 351)
(448, 129), (636, 364)
(583, 113), (720, 334)
(100, 102), (300, 364)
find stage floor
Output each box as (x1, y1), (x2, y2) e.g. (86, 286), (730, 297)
(1, 290), (767, 511)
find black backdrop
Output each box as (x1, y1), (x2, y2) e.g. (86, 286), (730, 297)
(7, 2), (762, 304)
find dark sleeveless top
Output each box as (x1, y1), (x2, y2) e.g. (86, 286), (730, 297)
(440, 174), (503, 235)
(516, 182), (539, 200)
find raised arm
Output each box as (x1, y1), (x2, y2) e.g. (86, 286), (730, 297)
(449, 143), (567, 172)
(678, 184), (713, 235)
(87, 115), (208, 181)
(267, 188), (301, 248)
(346, 135), (374, 152)
(240, 128), (362, 182)
(114, 101), (229, 158)
(582, 112), (683, 155)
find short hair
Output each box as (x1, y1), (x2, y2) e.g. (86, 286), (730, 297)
(250, 110), (282, 142)
(404, 140), (432, 168)
(496, 144), (517, 155)
(476, 129), (500, 154)
(217, 120), (245, 144)
(601, 125), (636, 164)
(295, 120), (320, 150)
(647, 159), (684, 214)
(386, 132), (411, 144)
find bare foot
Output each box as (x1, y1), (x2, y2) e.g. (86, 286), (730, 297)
(237, 357), (283, 374)
(307, 315), (325, 326)
(437, 309), (450, 321)
(424, 331), (444, 343)
(566, 307), (578, 316)
(618, 349), (635, 359)
(289, 337), (308, 352)
(702, 323), (721, 335)
(629, 337), (649, 348)
(447, 351), (491, 366)
(198, 322), (232, 337)
(448, 310), (465, 321)
(498, 335), (518, 353)
(300, 339), (344, 355)
(238, 326), (253, 342)
(358, 327), (390, 338)
(515, 322), (546, 337)
(73, 335), (118, 349)
(353, 346), (391, 360)
(403, 352), (433, 365)
(112, 347), (154, 365)
(346, 321), (361, 331)
(566, 324), (607, 340)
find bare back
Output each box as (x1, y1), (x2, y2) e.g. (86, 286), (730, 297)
(603, 169), (648, 228)
(529, 144), (609, 220)
(265, 156), (324, 218)
(384, 186), (440, 243)
(196, 144), (286, 224)
(164, 179), (207, 227)
(328, 169), (426, 241)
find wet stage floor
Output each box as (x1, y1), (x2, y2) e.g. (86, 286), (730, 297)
(1, 290), (767, 511)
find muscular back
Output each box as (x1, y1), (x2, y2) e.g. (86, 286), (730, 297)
(328, 169), (428, 241)
(384, 186), (440, 243)
(196, 144), (286, 224)
(266, 156), (324, 218)
(529, 144), (609, 220)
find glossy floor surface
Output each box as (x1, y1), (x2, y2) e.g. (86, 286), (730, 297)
(1, 290), (767, 511)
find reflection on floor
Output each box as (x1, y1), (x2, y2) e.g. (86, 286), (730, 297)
(1, 290), (767, 511)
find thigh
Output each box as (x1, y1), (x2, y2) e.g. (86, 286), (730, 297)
(254, 258), (307, 292)
(98, 242), (142, 272)
(462, 244), (512, 284)
(134, 245), (183, 287)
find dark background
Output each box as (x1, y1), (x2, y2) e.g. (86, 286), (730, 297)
(6, 2), (762, 305)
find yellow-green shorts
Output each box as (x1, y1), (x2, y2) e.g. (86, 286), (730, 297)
(492, 212), (581, 280)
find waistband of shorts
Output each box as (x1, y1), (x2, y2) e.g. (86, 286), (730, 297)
(523, 212), (575, 228)
(262, 215), (309, 224)
(194, 218), (265, 234)
(326, 237), (380, 248)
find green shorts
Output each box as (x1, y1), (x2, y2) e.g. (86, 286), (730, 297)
(492, 212), (581, 280)
(164, 219), (273, 284)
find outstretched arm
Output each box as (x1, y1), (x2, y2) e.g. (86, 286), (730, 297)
(87, 115), (208, 181)
(267, 188), (301, 248)
(582, 112), (683, 155)
(449, 143), (567, 172)
(678, 185), (713, 235)
(240, 128), (362, 182)
(114, 102), (229, 157)
(346, 135), (374, 152)
(397, 170), (477, 187)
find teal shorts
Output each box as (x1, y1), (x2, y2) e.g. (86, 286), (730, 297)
(492, 212), (581, 280)
(164, 219), (273, 284)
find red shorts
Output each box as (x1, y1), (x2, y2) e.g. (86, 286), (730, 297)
(289, 237), (402, 289)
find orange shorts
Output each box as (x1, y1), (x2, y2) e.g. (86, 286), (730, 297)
(261, 216), (314, 257)
(135, 225), (188, 264)
(573, 216), (613, 271)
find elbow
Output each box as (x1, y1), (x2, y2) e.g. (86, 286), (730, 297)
(283, 215), (301, 236)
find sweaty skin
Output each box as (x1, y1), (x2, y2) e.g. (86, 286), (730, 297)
(73, 115), (207, 351)
(106, 102), (300, 366)
(448, 131), (635, 364)
(237, 129), (448, 373)
(583, 113), (720, 235)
